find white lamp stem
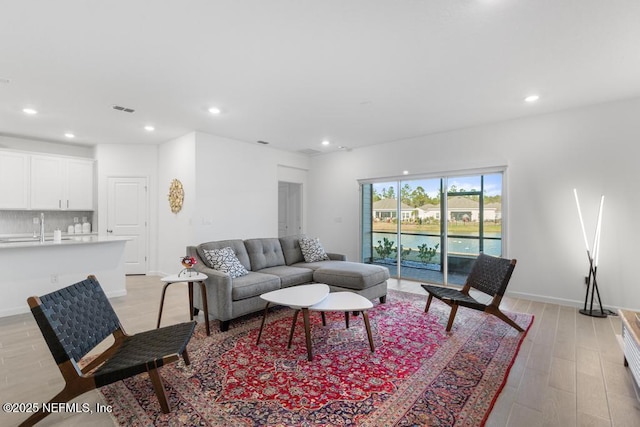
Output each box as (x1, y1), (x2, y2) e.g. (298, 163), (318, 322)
(574, 189), (591, 257)
(593, 195), (604, 267)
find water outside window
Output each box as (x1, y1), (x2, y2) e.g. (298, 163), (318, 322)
(361, 172), (503, 285)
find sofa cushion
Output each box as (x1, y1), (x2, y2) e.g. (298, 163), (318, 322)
(197, 239), (251, 270)
(244, 238), (286, 271)
(299, 237), (330, 263)
(313, 262), (390, 291)
(202, 247), (249, 278)
(291, 260), (346, 271)
(279, 234), (306, 265)
(257, 265), (314, 288)
(231, 272), (281, 301)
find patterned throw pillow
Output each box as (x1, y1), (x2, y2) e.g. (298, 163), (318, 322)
(299, 238), (330, 263)
(202, 247), (249, 278)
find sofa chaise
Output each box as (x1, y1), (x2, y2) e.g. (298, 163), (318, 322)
(186, 235), (390, 331)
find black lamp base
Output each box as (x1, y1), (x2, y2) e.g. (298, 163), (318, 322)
(579, 308), (608, 318)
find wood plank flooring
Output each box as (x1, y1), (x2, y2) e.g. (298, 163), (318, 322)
(0, 276), (639, 426)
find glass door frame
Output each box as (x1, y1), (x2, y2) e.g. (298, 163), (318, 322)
(359, 166), (507, 285)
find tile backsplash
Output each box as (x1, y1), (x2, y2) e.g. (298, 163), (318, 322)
(0, 210), (96, 236)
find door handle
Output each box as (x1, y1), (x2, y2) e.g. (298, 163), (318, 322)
(107, 229), (113, 233)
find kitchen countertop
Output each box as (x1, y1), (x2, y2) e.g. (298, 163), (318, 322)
(0, 234), (130, 249)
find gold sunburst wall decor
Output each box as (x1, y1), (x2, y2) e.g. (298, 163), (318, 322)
(168, 178), (184, 213)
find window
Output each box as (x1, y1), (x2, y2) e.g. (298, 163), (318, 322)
(360, 169), (505, 285)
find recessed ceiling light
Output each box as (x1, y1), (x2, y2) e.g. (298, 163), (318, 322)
(403, 170), (409, 175)
(208, 107), (221, 115)
(524, 95), (540, 103)
(64, 133), (75, 138)
(22, 108), (38, 115)
(144, 125), (155, 131)
(321, 140), (330, 146)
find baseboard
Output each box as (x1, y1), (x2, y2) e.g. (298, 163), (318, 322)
(105, 289), (127, 299)
(146, 270), (168, 277)
(506, 291), (584, 308)
(507, 290), (631, 313)
(0, 306), (30, 317)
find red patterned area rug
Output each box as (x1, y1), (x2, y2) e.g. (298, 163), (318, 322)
(100, 290), (533, 426)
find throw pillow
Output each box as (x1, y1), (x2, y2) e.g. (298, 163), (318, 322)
(202, 247), (249, 278)
(299, 237), (330, 263)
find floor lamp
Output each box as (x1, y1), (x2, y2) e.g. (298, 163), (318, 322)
(573, 189), (607, 318)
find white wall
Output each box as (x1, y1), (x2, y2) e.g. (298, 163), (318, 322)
(308, 97), (640, 311)
(155, 131), (309, 274)
(157, 132), (197, 276)
(191, 132), (309, 242)
(94, 144), (159, 272)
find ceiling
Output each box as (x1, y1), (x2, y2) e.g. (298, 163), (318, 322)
(1, 1), (640, 155)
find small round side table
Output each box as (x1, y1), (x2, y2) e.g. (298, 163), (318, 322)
(157, 272), (210, 336)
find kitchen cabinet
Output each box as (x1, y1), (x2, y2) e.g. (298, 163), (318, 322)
(65, 158), (94, 210)
(0, 150), (94, 211)
(30, 155), (94, 210)
(0, 150), (30, 209)
(30, 155), (64, 209)
(0, 236), (129, 317)
(619, 309), (640, 390)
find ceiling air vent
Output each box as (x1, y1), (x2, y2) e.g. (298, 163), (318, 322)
(112, 105), (135, 113)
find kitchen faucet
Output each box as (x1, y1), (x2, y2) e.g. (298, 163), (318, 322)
(40, 212), (45, 243)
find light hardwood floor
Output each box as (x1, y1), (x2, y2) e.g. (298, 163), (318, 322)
(1, 276), (639, 426)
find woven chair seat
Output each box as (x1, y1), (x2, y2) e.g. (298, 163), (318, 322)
(420, 284), (486, 311)
(421, 253), (523, 333)
(93, 321), (195, 386)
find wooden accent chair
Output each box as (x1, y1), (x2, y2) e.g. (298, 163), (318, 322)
(421, 253), (523, 332)
(20, 275), (196, 427)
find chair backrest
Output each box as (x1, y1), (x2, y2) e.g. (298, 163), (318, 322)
(466, 253), (517, 297)
(28, 276), (121, 365)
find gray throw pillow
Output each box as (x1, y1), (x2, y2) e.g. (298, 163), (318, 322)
(202, 247), (249, 278)
(299, 237), (330, 263)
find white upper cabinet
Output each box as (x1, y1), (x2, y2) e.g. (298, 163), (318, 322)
(30, 154), (94, 210)
(65, 159), (94, 210)
(0, 151), (30, 209)
(30, 155), (65, 209)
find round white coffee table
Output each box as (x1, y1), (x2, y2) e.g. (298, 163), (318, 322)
(309, 292), (375, 352)
(157, 272), (210, 336)
(257, 283), (329, 361)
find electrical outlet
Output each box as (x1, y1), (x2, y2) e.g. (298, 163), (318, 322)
(50, 274), (58, 284)
(584, 276), (589, 285)
(33, 217), (39, 224)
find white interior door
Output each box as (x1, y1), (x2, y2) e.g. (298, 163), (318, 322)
(107, 177), (148, 275)
(289, 183), (302, 234)
(278, 182), (302, 237)
(278, 182), (289, 237)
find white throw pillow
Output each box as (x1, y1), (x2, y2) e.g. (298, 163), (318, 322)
(202, 247), (249, 278)
(299, 237), (330, 263)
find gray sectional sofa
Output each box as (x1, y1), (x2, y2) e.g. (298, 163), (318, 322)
(186, 235), (390, 331)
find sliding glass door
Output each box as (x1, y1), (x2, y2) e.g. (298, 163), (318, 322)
(361, 170), (504, 285)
